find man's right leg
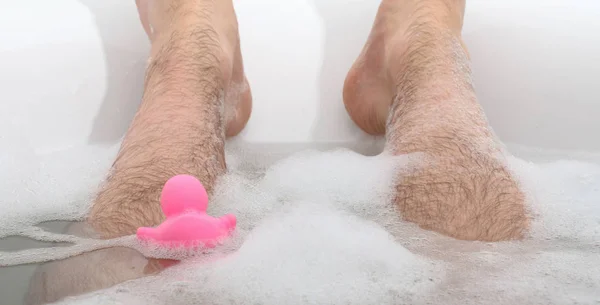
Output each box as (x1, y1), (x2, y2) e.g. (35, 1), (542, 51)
(89, 0), (251, 239)
(26, 1), (250, 303)
(344, 0), (529, 241)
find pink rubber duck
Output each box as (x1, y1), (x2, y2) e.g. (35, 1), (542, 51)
(136, 175), (236, 248)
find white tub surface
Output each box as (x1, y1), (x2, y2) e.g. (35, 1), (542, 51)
(0, 0), (599, 152)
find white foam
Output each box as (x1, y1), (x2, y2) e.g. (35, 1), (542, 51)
(1, 145), (599, 304)
(509, 157), (600, 242)
(0, 141), (118, 238)
(47, 203), (442, 305)
(209, 149), (411, 235)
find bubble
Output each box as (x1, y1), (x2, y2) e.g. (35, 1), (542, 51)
(1, 144), (599, 304)
(0, 142), (118, 238)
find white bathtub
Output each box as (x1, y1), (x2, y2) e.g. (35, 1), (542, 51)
(1, 0), (599, 304)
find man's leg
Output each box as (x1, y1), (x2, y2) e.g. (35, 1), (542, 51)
(89, 0), (251, 239)
(26, 1), (249, 303)
(344, 0), (528, 241)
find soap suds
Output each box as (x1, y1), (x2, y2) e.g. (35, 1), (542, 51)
(0, 144), (599, 304)
(0, 143), (118, 238)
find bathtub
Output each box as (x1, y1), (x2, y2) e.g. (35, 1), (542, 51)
(1, 0), (599, 304)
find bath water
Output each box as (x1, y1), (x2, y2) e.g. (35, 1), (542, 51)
(0, 142), (599, 304)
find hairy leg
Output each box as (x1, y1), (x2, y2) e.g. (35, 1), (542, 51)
(26, 1), (249, 303)
(90, 0), (251, 238)
(344, 0), (528, 241)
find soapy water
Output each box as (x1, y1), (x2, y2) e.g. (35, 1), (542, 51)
(0, 143), (599, 304)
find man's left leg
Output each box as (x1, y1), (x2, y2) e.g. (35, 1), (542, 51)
(344, 0), (528, 241)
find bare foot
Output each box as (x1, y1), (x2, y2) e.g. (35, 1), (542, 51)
(344, 0), (529, 241)
(136, 0), (251, 137)
(27, 2), (253, 303)
(344, 0), (466, 135)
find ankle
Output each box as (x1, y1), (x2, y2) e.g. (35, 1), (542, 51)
(148, 24), (234, 92)
(378, 1), (467, 80)
(388, 25), (467, 87)
(342, 0), (467, 136)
